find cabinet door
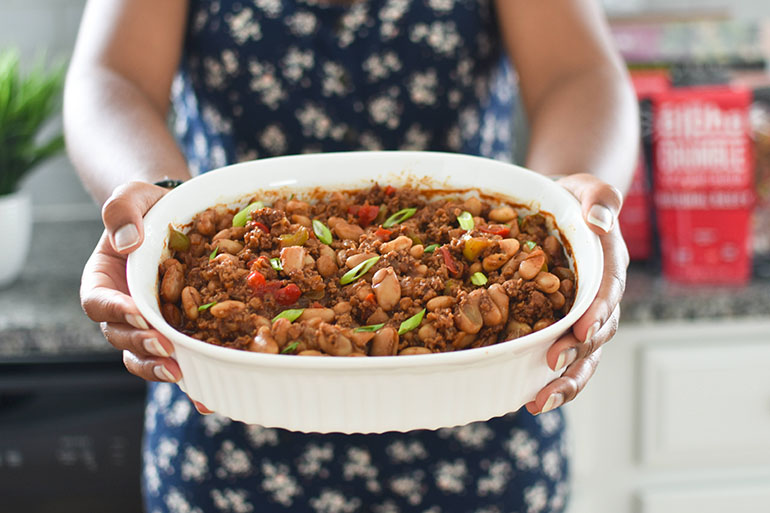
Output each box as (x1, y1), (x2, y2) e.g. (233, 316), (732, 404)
(638, 481), (770, 513)
(640, 335), (770, 467)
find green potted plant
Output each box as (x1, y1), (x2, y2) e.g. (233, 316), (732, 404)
(0, 49), (65, 287)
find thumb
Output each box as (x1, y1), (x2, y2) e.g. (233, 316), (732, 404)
(556, 173), (623, 235)
(102, 181), (169, 254)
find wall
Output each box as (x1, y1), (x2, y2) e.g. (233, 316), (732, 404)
(1, 0), (96, 221)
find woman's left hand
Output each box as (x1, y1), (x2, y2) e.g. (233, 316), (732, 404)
(525, 173), (629, 415)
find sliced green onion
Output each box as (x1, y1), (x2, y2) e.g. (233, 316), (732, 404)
(424, 243), (439, 253)
(269, 257), (283, 271)
(312, 220), (333, 245)
(281, 341), (300, 354)
(457, 211), (474, 231)
(209, 246), (219, 260)
(524, 240), (537, 251)
(340, 256), (380, 285)
(470, 272), (488, 286)
(383, 207), (417, 228)
(169, 228), (190, 252)
(198, 301), (217, 312)
(272, 308), (304, 323)
(398, 308), (426, 335)
(232, 201), (265, 227)
(354, 323), (385, 333)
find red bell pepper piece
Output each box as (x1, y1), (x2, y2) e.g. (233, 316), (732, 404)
(349, 204), (379, 227)
(247, 270), (266, 291)
(357, 205), (380, 227)
(480, 224), (511, 237)
(275, 283), (302, 305)
(439, 246), (460, 277)
(374, 227), (393, 241)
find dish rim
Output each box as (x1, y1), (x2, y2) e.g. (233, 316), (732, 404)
(127, 151), (603, 370)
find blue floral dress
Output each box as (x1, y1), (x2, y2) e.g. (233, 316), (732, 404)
(143, 1), (569, 512)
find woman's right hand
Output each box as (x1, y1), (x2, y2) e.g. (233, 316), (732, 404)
(80, 181), (183, 384)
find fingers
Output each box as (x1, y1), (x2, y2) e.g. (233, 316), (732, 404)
(101, 322), (180, 382)
(525, 347), (603, 415)
(546, 305), (620, 372)
(99, 321), (174, 357)
(122, 349), (182, 383)
(83, 184), (177, 384)
(572, 225), (628, 343)
(529, 307), (619, 415)
(102, 181), (168, 253)
(80, 231), (146, 326)
(82, 281), (144, 326)
(557, 173), (624, 235)
(81, 229), (182, 384)
(556, 173), (628, 341)
(191, 400), (214, 415)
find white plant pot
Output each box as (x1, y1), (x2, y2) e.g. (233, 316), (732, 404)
(0, 191), (32, 288)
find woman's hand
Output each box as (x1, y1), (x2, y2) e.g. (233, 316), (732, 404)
(80, 182), (183, 384)
(525, 173), (629, 415)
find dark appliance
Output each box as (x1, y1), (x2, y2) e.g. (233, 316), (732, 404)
(0, 351), (146, 513)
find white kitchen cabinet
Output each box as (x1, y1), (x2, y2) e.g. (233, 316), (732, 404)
(564, 319), (770, 513)
(637, 480), (770, 513)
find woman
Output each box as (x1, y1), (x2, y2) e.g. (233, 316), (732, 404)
(67, 0), (635, 511)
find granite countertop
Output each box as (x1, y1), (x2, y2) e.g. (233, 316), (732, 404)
(0, 219), (109, 359)
(1, 219), (769, 359)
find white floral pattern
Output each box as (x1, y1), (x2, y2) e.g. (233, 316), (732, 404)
(285, 11), (317, 36)
(181, 446), (209, 483)
(363, 51), (402, 82)
(261, 461), (302, 506)
(476, 459), (512, 496)
(297, 443), (334, 478)
(224, 9), (262, 44)
(210, 488), (254, 513)
(171, 0), (515, 173)
(433, 459), (467, 493)
(144, 387), (568, 512)
(310, 489), (361, 513)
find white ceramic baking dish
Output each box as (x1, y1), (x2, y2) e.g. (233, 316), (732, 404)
(127, 151), (602, 433)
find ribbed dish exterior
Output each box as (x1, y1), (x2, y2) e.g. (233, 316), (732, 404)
(173, 335), (562, 434)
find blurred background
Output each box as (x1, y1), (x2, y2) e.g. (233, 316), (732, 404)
(0, 0), (768, 512)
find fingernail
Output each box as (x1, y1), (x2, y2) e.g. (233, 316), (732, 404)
(587, 204), (614, 233)
(114, 224), (140, 252)
(143, 338), (170, 358)
(125, 314), (149, 330)
(193, 401), (212, 415)
(584, 322), (600, 344)
(154, 364), (178, 382)
(541, 393), (564, 414)
(554, 347), (577, 372)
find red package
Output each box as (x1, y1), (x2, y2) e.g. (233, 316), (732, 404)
(619, 70), (670, 261)
(652, 86), (755, 284)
